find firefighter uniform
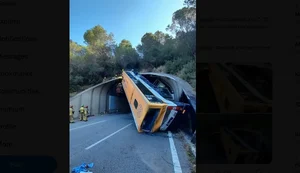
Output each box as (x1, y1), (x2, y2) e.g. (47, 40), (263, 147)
(69, 106), (75, 123)
(83, 106), (89, 121)
(79, 105), (85, 121)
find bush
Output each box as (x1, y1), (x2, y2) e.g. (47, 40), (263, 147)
(177, 59), (196, 89)
(152, 65), (166, 73)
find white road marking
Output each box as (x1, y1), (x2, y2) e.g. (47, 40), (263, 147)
(70, 120), (106, 131)
(168, 131), (182, 173)
(85, 123), (132, 150)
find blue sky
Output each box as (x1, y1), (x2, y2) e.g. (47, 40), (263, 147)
(70, 0), (184, 48)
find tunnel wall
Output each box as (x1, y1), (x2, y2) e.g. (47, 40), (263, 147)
(70, 77), (122, 118)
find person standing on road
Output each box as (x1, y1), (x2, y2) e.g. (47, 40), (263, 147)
(69, 105), (75, 123)
(79, 105), (85, 121)
(83, 106), (89, 121)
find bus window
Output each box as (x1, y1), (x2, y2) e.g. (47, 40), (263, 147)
(134, 99), (138, 109)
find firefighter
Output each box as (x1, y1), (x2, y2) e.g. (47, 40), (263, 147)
(69, 105), (75, 123)
(79, 105), (85, 121)
(83, 106), (89, 121)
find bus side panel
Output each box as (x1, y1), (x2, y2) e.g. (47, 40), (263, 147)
(149, 103), (168, 132)
(122, 72), (134, 102)
(122, 71), (149, 132)
(130, 88), (150, 132)
(122, 72), (140, 130)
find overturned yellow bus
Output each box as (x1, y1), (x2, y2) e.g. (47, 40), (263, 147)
(122, 70), (188, 133)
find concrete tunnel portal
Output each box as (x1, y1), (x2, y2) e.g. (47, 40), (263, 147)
(70, 72), (196, 133)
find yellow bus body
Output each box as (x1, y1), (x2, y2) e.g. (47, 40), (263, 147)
(122, 71), (168, 133)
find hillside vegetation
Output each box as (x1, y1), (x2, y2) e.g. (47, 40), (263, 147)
(70, 0), (196, 93)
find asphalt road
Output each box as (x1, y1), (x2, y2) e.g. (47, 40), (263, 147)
(70, 114), (192, 173)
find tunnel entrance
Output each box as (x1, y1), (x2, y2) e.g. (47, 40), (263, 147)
(106, 81), (131, 114)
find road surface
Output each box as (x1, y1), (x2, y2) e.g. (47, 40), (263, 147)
(70, 114), (192, 173)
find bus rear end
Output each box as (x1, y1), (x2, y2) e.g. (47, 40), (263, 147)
(140, 103), (167, 133)
(160, 102), (189, 131)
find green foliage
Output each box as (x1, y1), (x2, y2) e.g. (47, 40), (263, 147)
(83, 25), (115, 56)
(70, 1), (196, 92)
(167, 7), (196, 33)
(83, 25), (114, 47)
(177, 59), (196, 89)
(184, 0), (196, 7)
(114, 39), (139, 70)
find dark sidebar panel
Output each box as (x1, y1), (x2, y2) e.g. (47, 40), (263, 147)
(0, 0), (69, 172)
